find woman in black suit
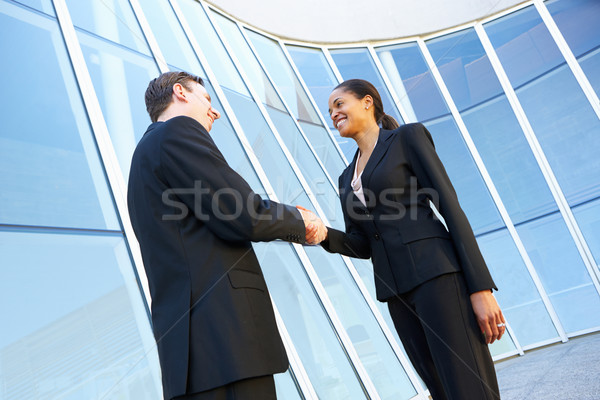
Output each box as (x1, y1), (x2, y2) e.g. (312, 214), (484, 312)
(315, 79), (505, 399)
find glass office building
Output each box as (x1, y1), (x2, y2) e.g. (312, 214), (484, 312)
(1, 0), (599, 398)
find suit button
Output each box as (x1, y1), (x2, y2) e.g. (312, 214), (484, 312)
(374, 233), (380, 240)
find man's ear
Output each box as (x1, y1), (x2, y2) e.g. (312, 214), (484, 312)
(172, 83), (187, 102)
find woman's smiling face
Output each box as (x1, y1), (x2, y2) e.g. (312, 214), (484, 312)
(328, 88), (373, 138)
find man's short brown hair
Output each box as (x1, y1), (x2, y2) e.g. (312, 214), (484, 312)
(145, 71), (204, 123)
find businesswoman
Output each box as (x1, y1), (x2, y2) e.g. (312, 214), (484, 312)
(318, 79), (505, 399)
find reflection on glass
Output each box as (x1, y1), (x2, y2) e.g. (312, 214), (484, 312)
(274, 370), (303, 400)
(136, 0), (205, 75)
(517, 213), (600, 333)
(78, 30), (158, 180)
(11, 0), (54, 16)
(484, 5), (600, 206)
(546, 0), (600, 96)
(245, 30), (346, 177)
(177, 0), (249, 96)
(0, 2), (119, 230)
(571, 199), (600, 287)
(477, 229), (558, 346)
(0, 229), (161, 399)
(257, 242), (369, 398)
(375, 42), (446, 122)
(65, 0), (149, 54)
(210, 10), (285, 110)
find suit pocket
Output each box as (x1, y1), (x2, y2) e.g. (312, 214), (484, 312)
(399, 223), (450, 244)
(228, 269), (266, 292)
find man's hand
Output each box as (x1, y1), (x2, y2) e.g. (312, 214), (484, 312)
(296, 206), (327, 245)
(470, 290), (506, 344)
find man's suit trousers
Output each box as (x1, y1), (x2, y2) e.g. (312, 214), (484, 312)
(172, 375), (276, 400)
(387, 272), (500, 400)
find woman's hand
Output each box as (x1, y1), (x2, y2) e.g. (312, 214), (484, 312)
(470, 290), (506, 344)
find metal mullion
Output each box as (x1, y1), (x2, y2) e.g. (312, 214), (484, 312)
(322, 47), (344, 84)
(169, 0), (359, 398)
(418, 37), (564, 347)
(476, 22), (600, 301)
(367, 45), (415, 123)
(52, 0), (163, 395)
(127, 0), (168, 72)
(533, 0), (600, 126)
(235, 21), (337, 190)
(278, 41), (349, 164)
(199, 5), (380, 398)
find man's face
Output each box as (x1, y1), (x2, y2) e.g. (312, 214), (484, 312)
(187, 82), (220, 132)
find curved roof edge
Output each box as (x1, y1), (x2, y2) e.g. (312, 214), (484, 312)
(204, 0), (528, 44)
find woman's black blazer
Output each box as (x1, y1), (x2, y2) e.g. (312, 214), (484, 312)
(321, 123), (497, 301)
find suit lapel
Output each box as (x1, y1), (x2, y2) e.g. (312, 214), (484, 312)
(361, 129), (395, 191)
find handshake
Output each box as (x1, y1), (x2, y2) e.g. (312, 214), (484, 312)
(296, 206), (328, 245)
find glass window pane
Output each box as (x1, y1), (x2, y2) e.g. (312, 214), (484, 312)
(546, 0), (600, 97)
(516, 213), (600, 333)
(176, 0), (249, 96)
(286, 45), (354, 162)
(77, 30), (159, 180)
(427, 29), (504, 112)
(0, 2), (119, 230)
(256, 242), (367, 399)
(10, 0), (54, 16)
(484, 6), (600, 206)
(136, 0), (204, 75)
(65, 0), (150, 54)
(477, 229), (558, 346)
(375, 42), (448, 122)
(0, 228), (161, 399)
(210, 11), (285, 110)
(572, 199), (600, 277)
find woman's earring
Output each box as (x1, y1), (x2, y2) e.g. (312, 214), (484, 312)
(365, 106), (369, 110)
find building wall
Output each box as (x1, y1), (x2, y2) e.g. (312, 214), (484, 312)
(1, 0), (599, 399)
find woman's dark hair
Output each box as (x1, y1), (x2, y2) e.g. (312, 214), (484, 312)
(145, 71), (204, 123)
(334, 79), (400, 130)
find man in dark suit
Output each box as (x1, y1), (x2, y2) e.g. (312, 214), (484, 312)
(127, 71), (324, 400)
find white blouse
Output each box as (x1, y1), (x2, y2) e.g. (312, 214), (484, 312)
(351, 143), (377, 207)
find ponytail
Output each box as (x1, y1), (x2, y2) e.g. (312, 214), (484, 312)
(379, 113), (400, 130)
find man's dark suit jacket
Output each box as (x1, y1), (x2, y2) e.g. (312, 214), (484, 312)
(127, 116), (306, 399)
(322, 123), (497, 301)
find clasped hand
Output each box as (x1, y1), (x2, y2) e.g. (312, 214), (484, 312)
(296, 206), (327, 245)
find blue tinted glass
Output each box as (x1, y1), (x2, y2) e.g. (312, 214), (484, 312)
(546, 0), (600, 98)
(255, 242), (367, 398)
(65, 0), (150, 54)
(330, 48), (404, 126)
(477, 229), (558, 346)
(298, 120), (347, 178)
(286, 45), (339, 130)
(426, 28), (504, 111)
(245, 29), (320, 124)
(0, 229), (161, 398)
(546, 0), (600, 57)
(0, 2), (119, 230)
(9, 0), (54, 15)
(484, 6), (564, 88)
(210, 11), (285, 110)
(375, 42), (449, 122)
(516, 212), (600, 333)
(424, 116), (503, 235)
(485, 10), (600, 205)
(136, 0), (204, 75)
(177, 0), (249, 96)
(78, 30), (159, 180)
(286, 45), (355, 162)
(572, 199), (600, 275)
(461, 95), (558, 224)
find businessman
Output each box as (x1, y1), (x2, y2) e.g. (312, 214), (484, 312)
(127, 71), (326, 400)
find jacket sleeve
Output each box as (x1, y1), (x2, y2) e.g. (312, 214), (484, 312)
(404, 123), (497, 293)
(320, 188), (371, 259)
(159, 116), (306, 244)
